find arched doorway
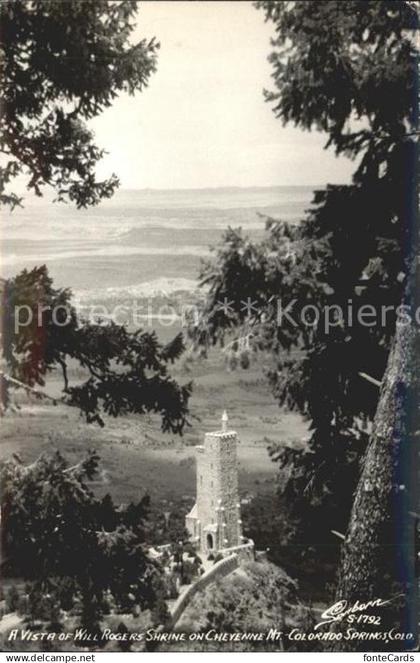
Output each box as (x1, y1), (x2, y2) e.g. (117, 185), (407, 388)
(206, 533), (214, 550)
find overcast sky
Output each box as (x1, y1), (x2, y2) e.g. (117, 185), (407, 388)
(91, 1), (354, 190)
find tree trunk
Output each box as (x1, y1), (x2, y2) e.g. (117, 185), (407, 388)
(331, 114), (420, 648)
(333, 210), (420, 651)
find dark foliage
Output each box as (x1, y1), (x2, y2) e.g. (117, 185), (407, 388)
(189, 0), (418, 581)
(145, 503), (189, 546)
(1, 265), (191, 431)
(0, 451), (167, 627)
(0, 3), (189, 431)
(175, 561), (313, 652)
(0, 0), (158, 208)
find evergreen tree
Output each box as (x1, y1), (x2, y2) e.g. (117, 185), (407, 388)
(1, 265), (191, 431)
(189, 0), (418, 591)
(5, 585), (20, 613)
(0, 0), (158, 208)
(0, 1), (190, 429)
(0, 451), (168, 626)
(0, 0), (177, 634)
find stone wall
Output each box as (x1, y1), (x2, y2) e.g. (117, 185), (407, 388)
(218, 538), (255, 562)
(196, 431), (242, 553)
(169, 553), (239, 628)
(216, 432), (241, 549)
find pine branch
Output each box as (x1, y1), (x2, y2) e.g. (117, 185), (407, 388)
(0, 371), (63, 406)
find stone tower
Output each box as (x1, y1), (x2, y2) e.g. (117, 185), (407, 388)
(186, 412), (243, 555)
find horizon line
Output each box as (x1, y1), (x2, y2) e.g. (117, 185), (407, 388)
(117, 183), (331, 192)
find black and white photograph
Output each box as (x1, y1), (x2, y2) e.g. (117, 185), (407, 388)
(0, 0), (419, 656)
